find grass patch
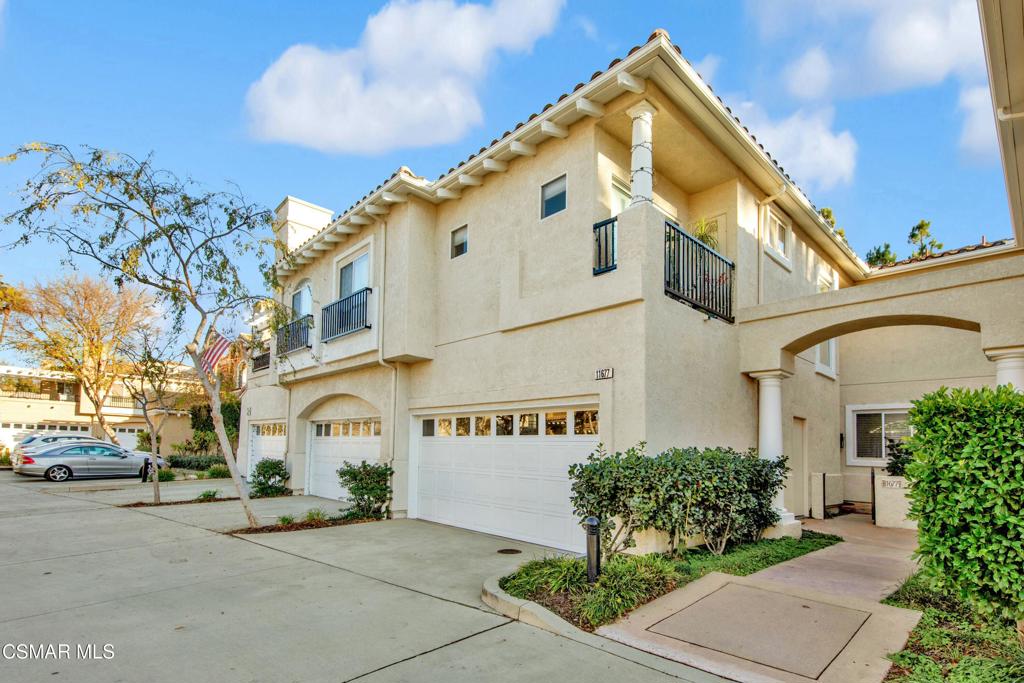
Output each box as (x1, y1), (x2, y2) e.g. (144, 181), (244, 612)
(882, 573), (1024, 682)
(500, 530), (841, 631)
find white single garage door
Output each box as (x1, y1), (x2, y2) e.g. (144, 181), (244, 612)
(308, 418), (381, 501)
(114, 426), (142, 451)
(415, 406), (600, 552)
(0, 422), (91, 450)
(249, 423), (288, 476)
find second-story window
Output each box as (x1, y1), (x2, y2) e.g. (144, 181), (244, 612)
(541, 175), (567, 219)
(450, 225), (468, 258)
(340, 253), (369, 298)
(766, 209), (790, 260)
(291, 282), (312, 318)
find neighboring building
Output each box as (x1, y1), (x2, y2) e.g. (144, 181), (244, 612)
(0, 365), (192, 455)
(240, 26), (1024, 552)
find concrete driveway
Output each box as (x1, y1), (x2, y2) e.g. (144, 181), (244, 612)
(0, 471), (722, 682)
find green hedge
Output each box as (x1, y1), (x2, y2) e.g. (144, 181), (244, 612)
(337, 461), (394, 519)
(167, 454), (227, 471)
(569, 444), (787, 556)
(906, 386), (1024, 627)
(251, 459), (290, 498)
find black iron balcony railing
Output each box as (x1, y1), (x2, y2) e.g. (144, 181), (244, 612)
(104, 395), (140, 409)
(593, 218), (617, 275)
(322, 287), (372, 341)
(251, 351), (271, 372)
(664, 221), (735, 323)
(276, 315), (313, 356)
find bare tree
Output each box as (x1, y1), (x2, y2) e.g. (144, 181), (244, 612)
(3, 143), (285, 527)
(8, 274), (155, 443)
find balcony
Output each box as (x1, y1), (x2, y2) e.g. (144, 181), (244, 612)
(322, 287), (372, 342)
(276, 315), (313, 356)
(251, 351), (271, 372)
(593, 218), (617, 275)
(664, 221), (734, 323)
(0, 387), (76, 402)
(104, 395), (141, 409)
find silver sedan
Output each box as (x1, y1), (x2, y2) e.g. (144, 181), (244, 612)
(13, 441), (165, 481)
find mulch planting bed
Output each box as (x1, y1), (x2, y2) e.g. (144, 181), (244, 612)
(229, 518), (377, 535)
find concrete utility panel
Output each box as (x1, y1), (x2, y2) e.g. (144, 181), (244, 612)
(648, 583), (868, 679)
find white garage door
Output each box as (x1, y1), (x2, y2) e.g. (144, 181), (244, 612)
(114, 426), (142, 451)
(308, 418), (381, 501)
(0, 422), (90, 450)
(415, 406), (600, 552)
(249, 423), (288, 476)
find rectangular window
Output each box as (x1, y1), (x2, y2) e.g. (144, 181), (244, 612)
(495, 414), (514, 436)
(474, 416), (491, 436)
(455, 417), (471, 436)
(450, 225), (468, 258)
(767, 210), (789, 258)
(373, 420), (382, 436)
(519, 413), (539, 436)
(541, 175), (567, 218)
(612, 177), (631, 216)
(340, 253), (370, 298)
(574, 410), (599, 435)
(437, 418), (452, 437)
(853, 410), (910, 461)
(545, 411), (567, 436)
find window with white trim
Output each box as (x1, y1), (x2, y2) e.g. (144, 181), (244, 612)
(339, 253), (370, 298)
(290, 281), (312, 318)
(815, 268), (837, 375)
(450, 225), (468, 259)
(765, 209), (791, 261)
(847, 408), (911, 466)
(541, 175), (567, 218)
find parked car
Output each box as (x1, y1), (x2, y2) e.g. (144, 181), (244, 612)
(13, 440), (166, 481)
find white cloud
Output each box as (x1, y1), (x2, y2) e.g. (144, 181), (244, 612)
(784, 47), (832, 100)
(246, 0), (565, 154)
(691, 54), (721, 84)
(737, 103), (857, 191)
(958, 85), (998, 161)
(575, 16), (598, 41)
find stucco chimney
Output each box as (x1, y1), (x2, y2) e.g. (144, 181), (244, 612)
(273, 196), (334, 258)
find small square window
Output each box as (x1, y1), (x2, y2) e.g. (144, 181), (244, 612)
(574, 410), (599, 435)
(495, 415), (514, 436)
(455, 417), (471, 436)
(422, 419), (434, 437)
(437, 418), (452, 436)
(541, 175), (567, 218)
(475, 416), (491, 436)
(451, 225), (468, 259)
(519, 413), (538, 436)
(545, 412), (567, 435)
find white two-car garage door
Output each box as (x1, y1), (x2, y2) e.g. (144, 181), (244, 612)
(415, 406), (600, 552)
(308, 418), (381, 501)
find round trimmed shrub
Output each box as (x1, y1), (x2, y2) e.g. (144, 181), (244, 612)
(250, 459), (290, 498)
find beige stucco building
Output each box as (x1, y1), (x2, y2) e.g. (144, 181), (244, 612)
(240, 23), (1024, 552)
(0, 365), (192, 456)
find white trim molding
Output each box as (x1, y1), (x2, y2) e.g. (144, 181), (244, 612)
(844, 402), (913, 468)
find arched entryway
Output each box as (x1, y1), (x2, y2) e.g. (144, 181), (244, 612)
(297, 393), (382, 501)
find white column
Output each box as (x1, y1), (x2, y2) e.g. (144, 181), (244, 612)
(751, 370), (796, 526)
(986, 347), (1024, 391)
(626, 100), (657, 206)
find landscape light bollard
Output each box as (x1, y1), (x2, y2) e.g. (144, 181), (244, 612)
(585, 516), (601, 583)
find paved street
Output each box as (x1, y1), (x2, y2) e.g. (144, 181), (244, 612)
(0, 471), (720, 682)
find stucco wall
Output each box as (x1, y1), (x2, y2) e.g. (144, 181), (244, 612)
(838, 324), (995, 501)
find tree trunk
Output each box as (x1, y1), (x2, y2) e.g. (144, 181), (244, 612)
(92, 407), (119, 445)
(1017, 619), (1023, 649)
(189, 351), (258, 528)
(142, 410), (161, 505)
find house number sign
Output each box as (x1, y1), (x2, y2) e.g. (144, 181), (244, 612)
(881, 479), (905, 489)
(595, 368), (614, 380)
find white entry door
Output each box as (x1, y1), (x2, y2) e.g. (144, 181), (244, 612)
(249, 423), (288, 476)
(414, 406), (600, 552)
(308, 419), (382, 501)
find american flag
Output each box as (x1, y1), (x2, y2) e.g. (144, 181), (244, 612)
(201, 330), (232, 375)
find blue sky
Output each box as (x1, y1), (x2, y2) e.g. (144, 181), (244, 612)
(0, 0), (1011, 290)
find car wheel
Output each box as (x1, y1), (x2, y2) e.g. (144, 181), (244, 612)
(45, 465), (72, 482)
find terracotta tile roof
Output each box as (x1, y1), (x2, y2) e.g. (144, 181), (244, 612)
(876, 237), (1014, 269)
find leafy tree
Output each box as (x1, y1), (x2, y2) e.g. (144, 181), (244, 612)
(818, 207), (846, 242)
(2, 143), (283, 528)
(908, 219), (943, 258)
(8, 274), (155, 443)
(865, 242), (897, 267)
(0, 277), (28, 346)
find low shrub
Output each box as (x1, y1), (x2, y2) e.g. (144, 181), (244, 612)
(884, 440), (912, 477)
(170, 430), (219, 456)
(250, 458), (290, 498)
(205, 464), (231, 479)
(578, 554), (680, 627)
(136, 431), (161, 453)
(196, 490), (219, 502)
(277, 514), (295, 525)
(303, 507), (328, 523)
(0, 452), (11, 467)
(157, 468), (176, 482)
(337, 461), (394, 519)
(167, 454), (226, 471)
(569, 444), (788, 556)
(906, 386), (1024, 643)
(500, 556), (588, 598)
